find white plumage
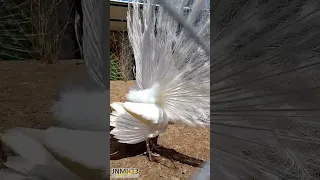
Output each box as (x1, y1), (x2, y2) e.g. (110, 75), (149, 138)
(2, 0), (319, 179)
(0, 128), (82, 180)
(0, 0), (210, 178)
(110, 102), (168, 144)
(110, 0), (210, 160)
(51, 90), (109, 131)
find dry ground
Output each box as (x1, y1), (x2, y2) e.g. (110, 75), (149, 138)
(0, 60), (210, 180)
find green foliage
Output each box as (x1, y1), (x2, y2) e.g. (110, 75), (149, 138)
(110, 53), (120, 80)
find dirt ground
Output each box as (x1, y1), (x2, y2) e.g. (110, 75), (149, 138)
(0, 60), (210, 180)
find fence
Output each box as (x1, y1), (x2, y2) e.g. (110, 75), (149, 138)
(0, 0), (79, 62)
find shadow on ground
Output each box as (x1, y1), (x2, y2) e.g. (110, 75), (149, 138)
(110, 135), (205, 167)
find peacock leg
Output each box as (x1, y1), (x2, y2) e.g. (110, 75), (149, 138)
(149, 137), (161, 152)
(145, 139), (160, 161)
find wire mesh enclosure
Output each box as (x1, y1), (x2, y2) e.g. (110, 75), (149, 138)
(0, 0), (81, 62)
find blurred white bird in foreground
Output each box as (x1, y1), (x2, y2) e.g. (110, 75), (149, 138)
(0, 0), (109, 179)
(110, 0), (210, 161)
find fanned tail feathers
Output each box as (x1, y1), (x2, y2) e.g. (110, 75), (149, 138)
(51, 0), (110, 131)
(211, 0), (320, 179)
(127, 0), (210, 127)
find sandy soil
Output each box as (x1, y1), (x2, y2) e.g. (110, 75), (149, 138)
(0, 60), (85, 132)
(0, 60), (210, 180)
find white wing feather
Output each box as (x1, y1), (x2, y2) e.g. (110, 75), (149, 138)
(0, 169), (38, 180)
(110, 102), (166, 144)
(4, 156), (36, 175)
(0, 129), (81, 180)
(122, 102), (164, 124)
(127, 0), (210, 127)
(4, 157), (82, 180)
(43, 127), (108, 172)
(1, 130), (62, 167)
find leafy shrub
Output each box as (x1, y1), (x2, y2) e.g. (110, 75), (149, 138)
(110, 53), (120, 80)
